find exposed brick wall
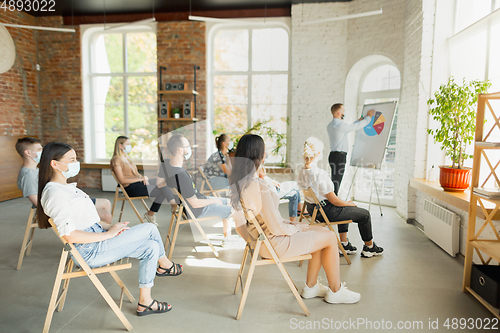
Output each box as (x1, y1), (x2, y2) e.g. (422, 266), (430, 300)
(157, 21), (207, 170)
(0, 8), (41, 137)
(37, 16), (84, 158)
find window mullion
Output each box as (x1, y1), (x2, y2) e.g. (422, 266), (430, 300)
(123, 33), (129, 137)
(248, 28), (253, 130)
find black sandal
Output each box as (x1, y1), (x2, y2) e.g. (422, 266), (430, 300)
(156, 262), (183, 276)
(136, 299), (171, 316)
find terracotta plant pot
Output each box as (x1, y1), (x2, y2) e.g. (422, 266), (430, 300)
(439, 165), (472, 192)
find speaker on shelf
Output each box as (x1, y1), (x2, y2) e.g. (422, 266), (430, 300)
(159, 101), (168, 116)
(164, 82), (186, 91)
(183, 100), (191, 118)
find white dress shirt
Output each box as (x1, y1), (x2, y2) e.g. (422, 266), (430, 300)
(327, 116), (372, 153)
(297, 166), (335, 203)
(41, 182), (100, 236)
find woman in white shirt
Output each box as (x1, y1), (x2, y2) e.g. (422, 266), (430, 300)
(229, 134), (360, 304)
(37, 142), (182, 317)
(297, 137), (384, 258)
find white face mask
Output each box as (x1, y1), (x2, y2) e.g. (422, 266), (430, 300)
(31, 150), (42, 164)
(57, 161), (81, 179)
(228, 142), (234, 150)
(122, 144), (132, 154)
(184, 147), (192, 160)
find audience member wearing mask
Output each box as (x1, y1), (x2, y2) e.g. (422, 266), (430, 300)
(111, 136), (175, 225)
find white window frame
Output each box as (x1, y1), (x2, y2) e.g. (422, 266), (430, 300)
(206, 20), (291, 162)
(81, 24), (157, 163)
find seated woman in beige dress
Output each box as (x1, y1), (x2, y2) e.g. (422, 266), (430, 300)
(229, 134), (360, 304)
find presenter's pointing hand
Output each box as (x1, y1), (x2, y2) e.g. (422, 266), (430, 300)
(367, 109), (375, 117)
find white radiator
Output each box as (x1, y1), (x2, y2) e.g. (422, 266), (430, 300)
(101, 169), (118, 192)
(422, 200), (460, 257)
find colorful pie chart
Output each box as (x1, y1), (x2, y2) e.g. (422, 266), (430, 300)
(364, 111), (385, 136)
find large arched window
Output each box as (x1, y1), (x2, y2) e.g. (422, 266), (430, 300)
(354, 63), (401, 206)
(209, 24), (290, 164)
(82, 25), (157, 162)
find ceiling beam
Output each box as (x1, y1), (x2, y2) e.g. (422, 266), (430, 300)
(63, 7), (291, 25)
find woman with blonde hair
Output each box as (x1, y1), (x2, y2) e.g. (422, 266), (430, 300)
(111, 136), (175, 226)
(230, 134), (360, 304)
(297, 137), (384, 258)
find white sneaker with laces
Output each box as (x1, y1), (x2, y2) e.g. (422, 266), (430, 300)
(324, 282), (360, 304)
(143, 212), (157, 226)
(300, 281), (329, 299)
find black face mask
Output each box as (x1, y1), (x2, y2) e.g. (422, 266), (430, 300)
(341, 115), (345, 120)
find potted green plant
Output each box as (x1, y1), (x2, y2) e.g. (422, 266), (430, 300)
(427, 77), (490, 191)
(172, 108), (181, 119)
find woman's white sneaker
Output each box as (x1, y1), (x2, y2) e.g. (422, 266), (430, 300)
(324, 283), (360, 304)
(300, 281), (329, 299)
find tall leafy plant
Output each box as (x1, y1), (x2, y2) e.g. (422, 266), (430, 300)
(427, 77), (490, 169)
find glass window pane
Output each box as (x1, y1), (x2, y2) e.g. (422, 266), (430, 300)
(127, 32), (157, 73)
(362, 65), (401, 92)
(214, 29), (249, 71)
(214, 75), (248, 134)
(214, 105), (248, 136)
(252, 74), (288, 105)
(252, 28), (289, 71)
(251, 104), (287, 164)
(93, 76), (124, 159)
(213, 75), (248, 105)
(93, 33), (123, 73)
(128, 76), (157, 104)
(450, 31), (487, 81)
(127, 77), (158, 160)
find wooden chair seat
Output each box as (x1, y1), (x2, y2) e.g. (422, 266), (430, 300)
(43, 218), (134, 333)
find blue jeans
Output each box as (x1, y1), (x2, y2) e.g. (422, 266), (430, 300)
(74, 223), (166, 288)
(208, 176), (229, 191)
(197, 197), (232, 219)
(276, 182), (300, 218)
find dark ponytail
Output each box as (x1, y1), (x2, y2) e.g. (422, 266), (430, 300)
(215, 134), (229, 151)
(37, 142), (73, 229)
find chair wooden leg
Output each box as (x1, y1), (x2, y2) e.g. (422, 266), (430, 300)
(236, 241), (262, 320)
(168, 218), (181, 260)
(43, 249), (69, 333)
(109, 271), (135, 305)
(164, 210), (177, 252)
(111, 189), (119, 217)
(17, 208), (37, 270)
(71, 251), (133, 331)
(119, 201), (126, 222)
(192, 220), (219, 258)
(234, 244), (250, 295)
(25, 226), (36, 256)
(58, 260), (74, 312)
(328, 225), (351, 265)
(129, 199), (145, 224)
(262, 238), (310, 317)
(140, 199), (149, 211)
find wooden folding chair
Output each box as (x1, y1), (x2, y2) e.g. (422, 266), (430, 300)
(198, 166), (228, 197)
(43, 218), (134, 333)
(234, 200), (312, 320)
(299, 188), (353, 265)
(164, 188), (219, 260)
(16, 204), (37, 270)
(111, 170), (149, 224)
